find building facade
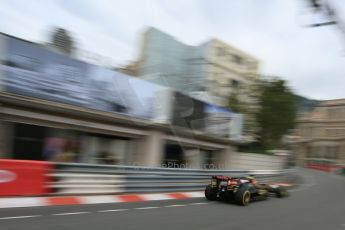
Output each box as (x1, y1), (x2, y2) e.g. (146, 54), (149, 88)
(134, 28), (260, 105)
(0, 32), (238, 169)
(295, 99), (345, 165)
(0, 92), (235, 169)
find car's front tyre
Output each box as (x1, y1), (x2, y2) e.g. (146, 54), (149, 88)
(235, 187), (251, 206)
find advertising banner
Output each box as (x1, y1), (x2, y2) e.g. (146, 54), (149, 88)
(0, 34), (241, 138)
(153, 89), (236, 137)
(1, 36), (90, 107)
(0, 34), (162, 119)
(204, 104), (232, 137)
(0, 159), (52, 196)
(171, 91), (206, 131)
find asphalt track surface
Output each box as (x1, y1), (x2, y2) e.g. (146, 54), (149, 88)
(0, 168), (344, 230)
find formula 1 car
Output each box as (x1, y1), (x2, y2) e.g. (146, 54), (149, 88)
(205, 175), (289, 206)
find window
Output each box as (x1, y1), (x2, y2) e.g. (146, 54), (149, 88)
(325, 128), (345, 137)
(216, 47), (226, 56)
(231, 79), (239, 88)
(232, 54), (243, 64)
(203, 151), (216, 169)
(327, 107), (345, 120)
(247, 61), (257, 70)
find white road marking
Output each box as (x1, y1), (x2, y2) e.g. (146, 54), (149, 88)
(189, 202), (209, 205)
(97, 209), (128, 213)
(0, 215), (41, 220)
(182, 191), (204, 198)
(0, 197), (45, 208)
(52, 212), (89, 216)
(0, 201), (209, 220)
(134, 206), (160, 210)
(79, 195), (119, 204)
(140, 194), (173, 201)
(165, 204), (187, 208)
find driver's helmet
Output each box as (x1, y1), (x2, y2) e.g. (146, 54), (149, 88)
(246, 175), (257, 184)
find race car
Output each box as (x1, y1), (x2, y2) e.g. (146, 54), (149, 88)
(204, 175), (289, 206)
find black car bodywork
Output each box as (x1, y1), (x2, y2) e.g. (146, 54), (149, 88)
(205, 175), (289, 206)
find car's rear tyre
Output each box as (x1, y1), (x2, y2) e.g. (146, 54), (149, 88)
(235, 187), (251, 206)
(276, 187), (289, 198)
(205, 185), (217, 200)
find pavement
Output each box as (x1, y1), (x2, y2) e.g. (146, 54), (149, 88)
(0, 168), (344, 230)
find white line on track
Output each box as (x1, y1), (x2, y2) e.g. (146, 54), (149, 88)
(0, 215), (41, 220)
(165, 204), (187, 208)
(97, 209), (128, 213)
(134, 206), (160, 210)
(0, 202), (207, 220)
(189, 202), (209, 205)
(52, 212), (89, 216)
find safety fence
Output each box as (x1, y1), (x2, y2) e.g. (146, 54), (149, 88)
(304, 158), (345, 173)
(0, 159), (297, 196)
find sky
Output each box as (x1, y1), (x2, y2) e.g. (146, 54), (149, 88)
(0, 0), (344, 100)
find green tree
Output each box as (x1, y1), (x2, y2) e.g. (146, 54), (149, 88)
(256, 78), (297, 151)
(227, 80), (262, 138)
